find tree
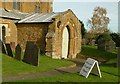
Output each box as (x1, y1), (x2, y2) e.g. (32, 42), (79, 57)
(110, 33), (120, 47)
(79, 20), (86, 38)
(89, 6), (110, 34)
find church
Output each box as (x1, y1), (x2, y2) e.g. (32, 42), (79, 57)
(0, 0), (82, 59)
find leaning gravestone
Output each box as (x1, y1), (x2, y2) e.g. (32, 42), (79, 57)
(0, 40), (6, 54)
(23, 41), (34, 64)
(23, 41), (39, 66)
(5, 44), (13, 57)
(15, 44), (21, 61)
(31, 45), (39, 66)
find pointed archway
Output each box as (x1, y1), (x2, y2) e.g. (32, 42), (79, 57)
(62, 26), (69, 59)
(2, 25), (6, 43)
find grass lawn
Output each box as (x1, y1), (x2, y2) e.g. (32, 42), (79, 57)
(15, 72), (118, 82)
(2, 54), (74, 76)
(80, 45), (118, 77)
(13, 45), (119, 82)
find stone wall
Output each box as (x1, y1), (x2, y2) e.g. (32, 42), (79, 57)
(1, 1), (53, 13)
(16, 23), (49, 52)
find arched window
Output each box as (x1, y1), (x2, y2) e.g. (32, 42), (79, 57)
(34, 5), (37, 13)
(2, 26), (6, 43)
(38, 5), (40, 13)
(3, 0), (6, 9)
(17, 0), (20, 11)
(13, 0), (16, 9)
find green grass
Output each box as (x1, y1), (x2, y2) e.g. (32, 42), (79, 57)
(2, 54), (74, 76)
(15, 72), (118, 82)
(79, 45), (118, 76)
(80, 45), (117, 59)
(2, 45), (119, 82)
(80, 45), (119, 79)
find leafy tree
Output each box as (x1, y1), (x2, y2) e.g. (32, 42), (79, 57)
(89, 6), (110, 34)
(95, 32), (112, 44)
(110, 33), (120, 47)
(79, 20), (86, 38)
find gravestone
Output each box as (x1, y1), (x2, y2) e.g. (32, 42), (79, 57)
(23, 41), (34, 64)
(31, 45), (39, 66)
(23, 41), (39, 66)
(0, 40), (6, 54)
(97, 38), (105, 51)
(90, 39), (96, 46)
(105, 40), (115, 52)
(5, 44), (13, 57)
(15, 44), (21, 61)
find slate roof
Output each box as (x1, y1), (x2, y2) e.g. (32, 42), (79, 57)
(0, 8), (28, 20)
(0, 8), (63, 23)
(16, 13), (61, 23)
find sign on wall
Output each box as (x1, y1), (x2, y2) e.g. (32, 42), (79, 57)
(80, 58), (102, 78)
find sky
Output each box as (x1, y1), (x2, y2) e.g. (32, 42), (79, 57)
(53, 1), (118, 33)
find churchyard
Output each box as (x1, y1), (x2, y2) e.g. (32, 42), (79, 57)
(0, 1), (119, 83)
(1, 41), (119, 82)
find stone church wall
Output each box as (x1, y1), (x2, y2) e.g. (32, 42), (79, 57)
(16, 23), (49, 52)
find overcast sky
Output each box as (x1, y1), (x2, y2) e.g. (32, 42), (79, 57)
(53, 1), (118, 33)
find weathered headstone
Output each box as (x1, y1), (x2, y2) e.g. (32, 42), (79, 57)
(5, 44), (13, 57)
(105, 40), (115, 52)
(23, 41), (39, 66)
(97, 38), (105, 51)
(90, 39), (96, 46)
(31, 45), (39, 66)
(23, 41), (34, 64)
(0, 40), (6, 54)
(15, 44), (21, 61)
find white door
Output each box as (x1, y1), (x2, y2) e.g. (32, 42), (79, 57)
(62, 27), (69, 59)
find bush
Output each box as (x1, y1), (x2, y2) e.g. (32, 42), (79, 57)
(96, 32), (112, 44)
(102, 33), (112, 41)
(110, 33), (120, 47)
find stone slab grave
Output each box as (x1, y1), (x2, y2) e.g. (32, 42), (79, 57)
(5, 44), (13, 57)
(23, 41), (39, 66)
(80, 58), (102, 78)
(0, 40), (6, 54)
(15, 44), (21, 61)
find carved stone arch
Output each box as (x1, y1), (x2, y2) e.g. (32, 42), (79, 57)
(45, 9), (81, 59)
(59, 18), (78, 59)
